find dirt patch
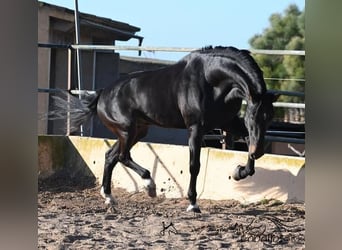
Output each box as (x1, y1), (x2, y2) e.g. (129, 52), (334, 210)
(38, 180), (304, 249)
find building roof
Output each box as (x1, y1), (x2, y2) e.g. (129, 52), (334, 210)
(38, 1), (143, 43)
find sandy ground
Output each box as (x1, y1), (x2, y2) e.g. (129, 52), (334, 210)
(38, 178), (305, 249)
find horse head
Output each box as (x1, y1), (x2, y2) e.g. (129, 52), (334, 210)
(244, 91), (279, 160)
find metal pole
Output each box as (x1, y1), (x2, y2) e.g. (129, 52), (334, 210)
(90, 51), (97, 136)
(74, 0), (83, 136)
(70, 44), (306, 56)
(67, 48), (72, 135)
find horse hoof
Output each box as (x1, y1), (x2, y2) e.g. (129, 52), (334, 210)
(100, 187), (117, 205)
(148, 188), (157, 198)
(232, 166), (243, 181)
(144, 178), (157, 198)
(186, 204), (201, 213)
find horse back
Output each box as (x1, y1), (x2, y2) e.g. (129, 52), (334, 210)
(99, 61), (192, 128)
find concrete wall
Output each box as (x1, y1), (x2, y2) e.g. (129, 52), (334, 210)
(38, 135), (305, 203)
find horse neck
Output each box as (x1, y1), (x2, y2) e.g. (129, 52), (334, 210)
(204, 54), (266, 100)
(233, 69), (265, 102)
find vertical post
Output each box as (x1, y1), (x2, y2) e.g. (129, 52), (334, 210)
(90, 51), (97, 136)
(74, 0), (83, 136)
(66, 48), (72, 135)
(46, 47), (52, 134)
(222, 131), (227, 150)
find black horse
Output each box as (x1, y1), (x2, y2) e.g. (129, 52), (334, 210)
(52, 46), (278, 213)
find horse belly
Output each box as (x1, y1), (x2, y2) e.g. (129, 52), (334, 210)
(139, 104), (186, 129)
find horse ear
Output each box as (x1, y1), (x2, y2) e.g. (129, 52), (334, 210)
(272, 93), (280, 103)
(266, 91), (280, 103)
(224, 88), (244, 102)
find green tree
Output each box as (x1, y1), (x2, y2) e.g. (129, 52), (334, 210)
(249, 4), (305, 103)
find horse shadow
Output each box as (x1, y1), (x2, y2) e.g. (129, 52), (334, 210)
(234, 163), (305, 203)
(146, 143), (185, 197)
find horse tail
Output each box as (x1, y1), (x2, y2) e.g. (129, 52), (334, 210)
(48, 89), (103, 133)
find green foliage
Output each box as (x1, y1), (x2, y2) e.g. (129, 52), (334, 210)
(249, 4), (305, 103)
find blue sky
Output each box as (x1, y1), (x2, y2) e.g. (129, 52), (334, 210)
(42, 0), (305, 61)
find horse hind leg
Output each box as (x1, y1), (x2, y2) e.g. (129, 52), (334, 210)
(118, 125), (157, 197)
(134, 126), (156, 197)
(101, 141), (120, 204)
(100, 125), (156, 204)
(120, 155), (157, 198)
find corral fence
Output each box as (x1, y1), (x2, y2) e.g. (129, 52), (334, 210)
(38, 43), (305, 155)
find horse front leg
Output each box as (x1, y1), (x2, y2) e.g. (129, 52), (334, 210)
(186, 124), (203, 213)
(232, 157), (255, 181)
(231, 132), (256, 181)
(223, 116), (255, 181)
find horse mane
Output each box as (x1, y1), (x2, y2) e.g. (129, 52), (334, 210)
(195, 46), (266, 99)
(198, 45), (251, 59)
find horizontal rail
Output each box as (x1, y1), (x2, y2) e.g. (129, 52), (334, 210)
(203, 134), (225, 140)
(38, 43), (70, 49)
(264, 77), (305, 83)
(241, 100), (305, 109)
(72, 44), (195, 52)
(38, 88), (305, 109)
(70, 90), (96, 95)
(71, 45), (306, 56)
(38, 88), (97, 95)
(38, 88), (66, 93)
(265, 135), (305, 144)
(270, 90), (305, 97)
(250, 49), (305, 56)
(204, 131), (305, 139)
(273, 102), (305, 108)
(203, 134), (305, 144)
(266, 131), (305, 137)
(38, 43), (305, 56)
